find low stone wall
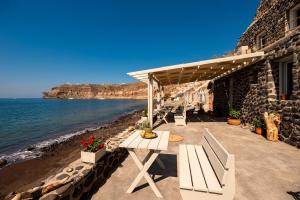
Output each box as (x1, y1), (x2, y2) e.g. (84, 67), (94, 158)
(12, 128), (135, 200)
(39, 148), (128, 200)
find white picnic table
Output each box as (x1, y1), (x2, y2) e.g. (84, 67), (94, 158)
(119, 130), (170, 198)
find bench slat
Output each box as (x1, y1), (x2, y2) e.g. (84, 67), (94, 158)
(202, 138), (227, 186)
(204, 128), (230, 169)
(195, 145), (223, 194)
(186, 145), (207, 192)
(179, 145), (193, 190)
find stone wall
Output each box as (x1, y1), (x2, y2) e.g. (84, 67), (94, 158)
(238, 0), (300, 51)
(213, 62), (268, 124)
(39, 148), (128, 200)
(212, 0), (300, 148)
(10, 128), (135, 200)
(213, 31), (300, 149)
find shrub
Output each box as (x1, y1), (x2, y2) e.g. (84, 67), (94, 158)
(252, 117), (262, 128)
(229, 109), (241, 119)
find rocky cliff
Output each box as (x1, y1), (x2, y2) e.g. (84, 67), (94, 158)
(43, 82), (148, 99)
(43, 82), (192, 100)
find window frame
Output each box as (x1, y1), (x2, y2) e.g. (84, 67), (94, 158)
(279, 56), (293, 100)
(256, 32), (267, 50)
(289, 4), (300, 30)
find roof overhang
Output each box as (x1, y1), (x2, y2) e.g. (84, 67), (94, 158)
(127, 51), (265, 86)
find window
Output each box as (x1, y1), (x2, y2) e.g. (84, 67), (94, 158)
(289, 4), (300, 30)
(256, 32), (267, 49)
(279, 58), (293, 100)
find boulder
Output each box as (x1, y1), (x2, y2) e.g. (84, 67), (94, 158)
(0, 158), (7, 167)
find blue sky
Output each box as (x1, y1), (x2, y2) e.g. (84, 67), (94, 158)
(0, 0), (260, 98)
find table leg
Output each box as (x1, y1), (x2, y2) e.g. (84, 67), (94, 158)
(142, 150), (165, 169)
(163, 113), (168, 124)
(156, 157), (166, 169)
(127, 149), (163, 198)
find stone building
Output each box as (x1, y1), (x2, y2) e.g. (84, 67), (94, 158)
(213, 0), (300, 148)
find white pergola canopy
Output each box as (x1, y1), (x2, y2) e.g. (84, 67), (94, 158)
(127, 51), (265, 127)
(128, 52), (264, 86)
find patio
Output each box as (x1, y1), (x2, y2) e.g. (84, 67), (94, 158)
(91, 115), (300, 200)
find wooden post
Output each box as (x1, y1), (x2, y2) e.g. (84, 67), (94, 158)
(157, 82), (161, 110)
(148, 75), (153, 128)
(229, 78), (233, 109)
(161, 86), (165, 107)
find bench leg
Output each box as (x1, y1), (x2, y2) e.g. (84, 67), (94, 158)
(127, 149), (163, 198)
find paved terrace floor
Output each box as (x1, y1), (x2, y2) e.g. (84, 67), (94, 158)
(92, 115), (300, 200)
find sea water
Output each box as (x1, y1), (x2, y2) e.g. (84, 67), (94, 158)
(0, 98), (146, 163)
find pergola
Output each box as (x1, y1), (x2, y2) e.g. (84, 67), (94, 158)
(127, 51), (265, 127)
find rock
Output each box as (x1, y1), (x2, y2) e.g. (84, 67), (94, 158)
(66, 167), (73, 173)
(56, 174), (70, 180)
(55, 183), (73, 195)
(0, 158), (7, 167)
(40, 193), (59, 200)
(27, 146), (36, 151)
(75, 166), (84, 171)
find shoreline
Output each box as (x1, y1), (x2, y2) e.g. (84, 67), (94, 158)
(0, 108), (141, 166)
(0, 110), (142, 199)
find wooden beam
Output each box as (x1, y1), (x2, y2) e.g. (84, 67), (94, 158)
(148, 75), (154, 128)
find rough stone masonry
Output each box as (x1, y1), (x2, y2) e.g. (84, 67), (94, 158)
(213, 0), (300, 148)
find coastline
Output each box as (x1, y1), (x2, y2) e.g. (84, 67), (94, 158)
(0, 110), (142, 199)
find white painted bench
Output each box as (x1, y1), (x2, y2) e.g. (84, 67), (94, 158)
(179, 128), (235, 200)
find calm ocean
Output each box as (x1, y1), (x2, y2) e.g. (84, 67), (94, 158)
(0, 98), (146, 163)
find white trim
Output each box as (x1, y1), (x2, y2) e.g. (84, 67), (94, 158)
(128, 52), (264, 76)
(127, 52), (265, 85)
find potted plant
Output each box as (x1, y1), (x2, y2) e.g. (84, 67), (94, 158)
(138, 120), (157, 139)
(252, 117), (262, 135)
(227, 109), (241, 125)
(141, 108), (148, 121)
(81, 134), (106, 164)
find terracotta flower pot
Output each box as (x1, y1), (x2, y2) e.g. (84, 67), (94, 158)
(227, 118), (241, 126)
(255, 127), (262, 135)
(280, 95), (286, 100)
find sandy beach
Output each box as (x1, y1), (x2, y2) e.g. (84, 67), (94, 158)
(0, 110), (142, 199)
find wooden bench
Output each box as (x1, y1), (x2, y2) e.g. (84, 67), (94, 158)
(178, 128), (235, 200)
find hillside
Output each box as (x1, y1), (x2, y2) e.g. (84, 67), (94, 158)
(43, 82), (149, 99)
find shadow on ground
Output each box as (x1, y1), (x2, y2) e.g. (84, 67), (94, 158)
(133, 154), (177, 193)
(154, 112), (227, 129)
(288, 191), (300, 200)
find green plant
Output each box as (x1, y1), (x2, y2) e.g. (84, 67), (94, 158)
(143, 108), (148, 117)
(138, 120), (151, 130)
(252, 117), (262, 128)
(229, 109), (241, 119)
